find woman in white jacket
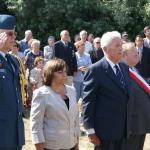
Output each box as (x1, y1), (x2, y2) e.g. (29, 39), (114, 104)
(30, 59), (80, 150)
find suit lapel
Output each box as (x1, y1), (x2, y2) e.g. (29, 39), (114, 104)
(103, 58), (129, 95)
(103, 58), (125, 92)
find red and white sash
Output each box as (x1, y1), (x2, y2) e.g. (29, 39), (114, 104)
(129, 68), (150, 94)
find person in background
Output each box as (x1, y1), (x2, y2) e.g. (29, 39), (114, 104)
(88, 33), (94, 44)
(122, 42), (150, 150)
(25, 39), (43, 106)
(135, 34), (150, 82)
(89, 37), (104, 63)
(10, 41), (26, 106)
(19, 30), (33, 53)
(143, 26), (150, 49)
(73, 40), (92, 102)
(9, 41), (24, 60)
(122, 31), (130, 44)
(80, 30), (93, 53)
(30, 59), (80, 150)
(54, 30), (77, 86)
(30, 57), (44, 91)
(24, 38), (35, 57)
(43, 36), (55, 62)
(74, 34), (81, 43)
(88, 33), (94, 45)
(0, 14), (25, 150)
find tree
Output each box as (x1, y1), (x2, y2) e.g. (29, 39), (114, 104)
(3, 0), (150, 45)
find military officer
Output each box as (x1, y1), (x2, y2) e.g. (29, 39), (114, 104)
(0, 14), (25, 150)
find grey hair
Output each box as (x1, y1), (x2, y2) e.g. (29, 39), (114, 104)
(101, 31), (121, 50)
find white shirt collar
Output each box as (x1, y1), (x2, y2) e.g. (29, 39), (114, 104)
(61, 40), (67, 45)
(105, 56), (116, 68)
(105, 56), (119, 74)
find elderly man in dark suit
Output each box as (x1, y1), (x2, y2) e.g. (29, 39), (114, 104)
(82, 31), (130, 150)
(54, 30), (77, 86)
(0, 15), (25, 150)
(122, 42), (150, 150)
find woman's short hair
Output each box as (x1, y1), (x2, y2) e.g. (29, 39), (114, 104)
(31, 39), (40, 47)
(43, 59), (67, 86)
(144, 26), (150, 33)
(34, 57), (44, 67)
(74, 40), (85, 49)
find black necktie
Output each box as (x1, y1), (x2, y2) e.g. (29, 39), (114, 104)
(114, 65), (126, 90)
(5, 54), (14, 72)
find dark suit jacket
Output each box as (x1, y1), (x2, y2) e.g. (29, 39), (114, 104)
(0, 53), (25, 147)
(127, 77), (150, 136)
(54, 41), (77, 76)
(136, 46), (150, 79)
(82, 57), (130, 140)
(89, 49), (104, 64)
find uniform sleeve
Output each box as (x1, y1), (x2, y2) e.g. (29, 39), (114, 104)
(30, 89), (46, 144)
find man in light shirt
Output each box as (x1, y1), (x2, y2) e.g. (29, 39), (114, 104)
(143, 26), (150, 49)
(80, 30), (93, 53)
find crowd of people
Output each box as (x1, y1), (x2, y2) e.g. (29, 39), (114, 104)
(1, 14), (150, 150)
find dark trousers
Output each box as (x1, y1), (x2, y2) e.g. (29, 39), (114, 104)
(94, 138), (126, 150)
(0, 147), (22, 150)
(123, 134), (146, 150)
(44, 147), (75, 150)
(95, 134), (146, 150)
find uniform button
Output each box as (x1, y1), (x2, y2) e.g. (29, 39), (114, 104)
(18, 99), (19, 103)
(16, 88), (17, 91)
(19, 112), (21, 116)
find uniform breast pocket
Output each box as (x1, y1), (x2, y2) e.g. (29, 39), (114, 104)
(0, 72), (9, 92)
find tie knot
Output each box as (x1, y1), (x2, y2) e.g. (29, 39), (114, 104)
(114, 65), (119, 70)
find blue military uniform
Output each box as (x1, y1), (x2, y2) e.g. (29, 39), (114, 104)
(0, 15), (25, 150)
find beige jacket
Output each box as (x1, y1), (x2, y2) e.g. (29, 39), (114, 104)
(30, 85), (80, 150)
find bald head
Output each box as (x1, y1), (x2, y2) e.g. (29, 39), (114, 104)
(122, 42), (140, 67)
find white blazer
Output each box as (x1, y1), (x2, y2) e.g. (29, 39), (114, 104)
(30, 85), (80, 150)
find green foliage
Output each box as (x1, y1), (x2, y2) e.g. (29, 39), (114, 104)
(1, 0), (150, 45)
